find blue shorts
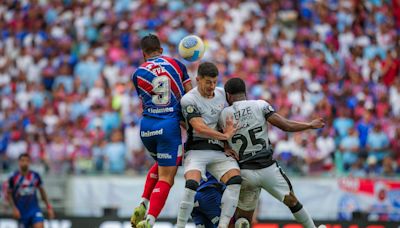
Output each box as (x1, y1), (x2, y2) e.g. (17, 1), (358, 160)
(140, 116), (182, 167)
(191, 187), (222, 227)
(19, 209), (44, 228)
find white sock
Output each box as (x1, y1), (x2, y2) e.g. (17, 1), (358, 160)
(141, 198), (149, 208)
(146, 214), (156, 225)
(176, 188), (196, 228)
(218, 184), (241, 227)
(293, 207), (316, 228)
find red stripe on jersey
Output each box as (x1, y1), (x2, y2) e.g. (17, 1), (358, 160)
(162, 56), (183, 80)
(137, 76), (154, 95)
(140, 62), (154, 69)
(13, 174), (21, 186)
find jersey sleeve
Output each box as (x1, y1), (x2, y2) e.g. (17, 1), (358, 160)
(35, 173), (43, 187)
(131, 71), (138, 87)
(175, 59), (191, 85)
(218, 109), (227, 130)
(258, 100), (275, 119)
(181, 96), (201, 121)
(7, 175), (14, 190)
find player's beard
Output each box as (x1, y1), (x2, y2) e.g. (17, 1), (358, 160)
(20, 165), (29, 173)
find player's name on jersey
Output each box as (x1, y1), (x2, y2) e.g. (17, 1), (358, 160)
(147, 107), (174, 113)
(141, 129), (164, 137)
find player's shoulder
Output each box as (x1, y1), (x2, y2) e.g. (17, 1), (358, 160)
(215, 87), (225, 97)
(30, 170), (41, 178)
(8, 171), (19, 179)
(181, 87), (198, 103)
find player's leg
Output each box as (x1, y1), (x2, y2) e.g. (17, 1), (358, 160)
(233, 170), (260, 228)
(208, 154), (241, 228)
(139, 120), (182, 227)
(32, 210), (45, 228)
(198, 187), (223, 227)
(131, 118), (158, 227)
(176, 149), (205, 228)
(33, 222), (44, 228)
(261, 163), (316, 228)
(131, 163), (159, 226)
(192, 189), (220, 228)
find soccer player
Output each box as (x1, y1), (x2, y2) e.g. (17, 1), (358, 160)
(191, 172), (224, 228)
(130, 34), (192, 228)
(220, 78), (325, 228)
(192, 173), (250, 228)
(177, 62), (241, 228)
(7, 153), (55, 228)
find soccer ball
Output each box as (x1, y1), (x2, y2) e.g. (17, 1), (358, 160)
(235, 218), (250, 228)
(178, 35), (205, 62)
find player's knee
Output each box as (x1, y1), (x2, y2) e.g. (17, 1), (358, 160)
(185, 179), (199, 191)
(283, 192), (298, 207)
(284, 193), (302, 213)
(226, 175), (242, 185)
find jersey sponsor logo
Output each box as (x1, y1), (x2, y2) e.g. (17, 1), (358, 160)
(208, 139), (224, 147)
(157, 153), (172, 159)
(211, 216), (219, 225)
(141, 129), (164, 137)
(147, 107), (174, 113)
(18, 186), (35, 196)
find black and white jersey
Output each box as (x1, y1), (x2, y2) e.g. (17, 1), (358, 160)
(219, 100), (276, 169)
(181, 87), (226, 151)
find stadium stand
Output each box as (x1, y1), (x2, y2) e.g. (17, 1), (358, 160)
(0, 0), (399, 178)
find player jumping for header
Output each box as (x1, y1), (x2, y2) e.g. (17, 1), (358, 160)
(220, 78), (326, 228)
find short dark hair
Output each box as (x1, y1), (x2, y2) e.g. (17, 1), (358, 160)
(198, 62), (219, 78)
(224, 77), (246, 95)
(18, 153), (30, 160)
(140, 34), (161, 54)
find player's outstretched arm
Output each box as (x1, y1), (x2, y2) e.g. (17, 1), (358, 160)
(39, 186), (55, 219)
(189, 117), (236, 141)
(267, 113), (325, 132)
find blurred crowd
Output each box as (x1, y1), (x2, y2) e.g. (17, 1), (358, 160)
(0, 0), (399, 177)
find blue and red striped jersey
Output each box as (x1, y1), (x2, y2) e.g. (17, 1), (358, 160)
(8, 170), (42, 213)
(132, 56), (191, 119)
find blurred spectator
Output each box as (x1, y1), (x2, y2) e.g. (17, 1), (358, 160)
(366, 123), (390, 162)
(0, 0), (398, 176)
(104, 130), (126, 174)
(339, 128), (361, 170)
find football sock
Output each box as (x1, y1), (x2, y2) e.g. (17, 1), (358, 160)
(147, 180), (171, 219)
(291, 203), (315, 228)
(176, 187), (197, 228)
(219, 184), (241, 227)
(141, 198), (149, 208)
(142, 163), (159, 201)
(146, 214), (156, 225)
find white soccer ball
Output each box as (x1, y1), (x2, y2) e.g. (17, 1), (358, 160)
(234, 217), (250, 228)
(178, 35), (205, 62)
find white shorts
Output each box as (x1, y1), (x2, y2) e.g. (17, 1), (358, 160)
(238, 162), (292, 211)
(183, 150), (240, 181)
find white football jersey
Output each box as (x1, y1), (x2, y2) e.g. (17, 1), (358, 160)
(219, 99), (276, 169)
(181, 87), (226, 151)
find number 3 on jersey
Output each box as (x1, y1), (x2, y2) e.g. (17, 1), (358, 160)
(152, 76), (171, 105)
